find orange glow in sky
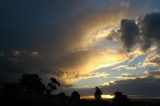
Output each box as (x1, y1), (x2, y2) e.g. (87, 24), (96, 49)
(80, 95), (114, 99)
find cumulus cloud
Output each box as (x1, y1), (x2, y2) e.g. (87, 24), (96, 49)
(114, 12), (160, 52)
(120, 19), (139, 51)
(141, 13), (160, 50)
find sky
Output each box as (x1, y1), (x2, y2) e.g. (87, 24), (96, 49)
(1, 0), (160, 97)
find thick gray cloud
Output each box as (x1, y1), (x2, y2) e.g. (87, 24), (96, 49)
(102, 75), (160, 97)
(0, 0), (89, 56)
(0, 50), (52, 83)
(120, 19), (139, 51)
(116, 12), (160, 51)
(141, 13), (160, 50)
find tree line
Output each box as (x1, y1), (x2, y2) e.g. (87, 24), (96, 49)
(0, 73), (131, 106)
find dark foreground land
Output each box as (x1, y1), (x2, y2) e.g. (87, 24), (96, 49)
(0, 73), (160, 106)
(1, 95), (160, 106)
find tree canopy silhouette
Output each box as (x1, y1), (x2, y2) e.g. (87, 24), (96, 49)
(71, 91), (80, 100)
(19, 73), (46, 94)
(46, 77), (60, 95)
(112, 91), (130, 106)
(94, 87), (102, 101)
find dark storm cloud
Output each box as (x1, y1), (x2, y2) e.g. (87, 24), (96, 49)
(0, 0), (97, 84)
(0, 50), (53, 83)
(141, 13), (160, 50)
(0, 0), (88, 56)
(116, 12), (160, 51)
(0, 0), (132, 84)
(120, 19), (139, 51)
(0, 0), (129, 59)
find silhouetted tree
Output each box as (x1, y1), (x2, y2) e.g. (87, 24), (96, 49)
(70, 91), (80, 100)
(19, 73), (46, 94)
(112, 91), (130, 106)
(46, 77), (60, 95)
(94, 87), (102, 100)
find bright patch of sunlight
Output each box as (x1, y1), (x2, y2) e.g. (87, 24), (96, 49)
(80, 95), (114, 99)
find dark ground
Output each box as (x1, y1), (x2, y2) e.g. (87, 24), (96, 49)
(1, 95), (160, 106)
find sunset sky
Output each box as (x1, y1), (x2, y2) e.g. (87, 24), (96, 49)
(1, 0), (160, 97)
